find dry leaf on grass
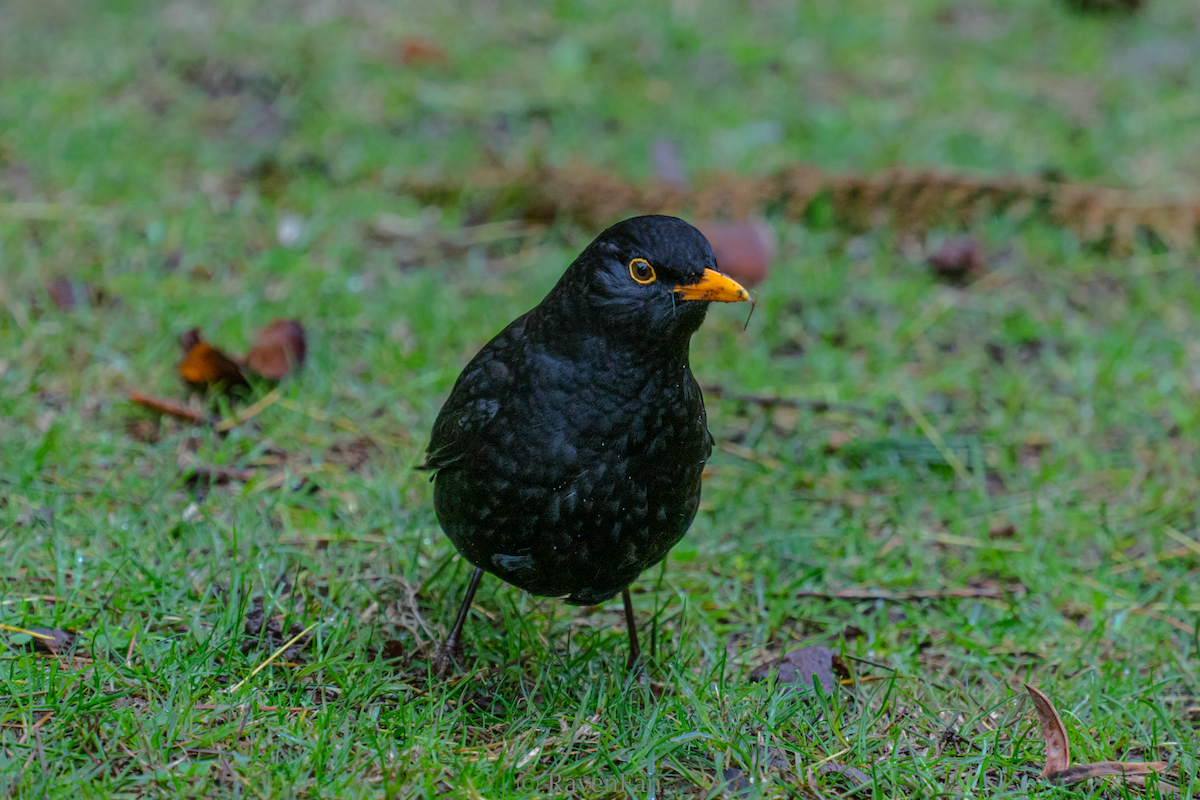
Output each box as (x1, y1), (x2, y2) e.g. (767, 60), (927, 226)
(927, 237), (986, 284)
(394, 36), (448, 66)
(817, 762), (871, 791)
(243, 597), (312, 662)
(23, 627), (76, 655)
(718, 767), (751, 799)
(749, 645), (838, 692)
(47, 277), (89, 310)
(1047, 761), (1170, 786)
(696, 218), (776, 288)
(178, 320), (306, 391)
(1024, 684), (1071, 773)
(178, 328), (249, 391)
(245, 319), (306, 380)
(1025, 683), (1174, 791)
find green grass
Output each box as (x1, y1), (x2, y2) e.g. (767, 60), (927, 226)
(2, 0), (1199, 797)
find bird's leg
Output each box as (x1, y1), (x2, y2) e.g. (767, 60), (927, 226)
(432, 566), (484, 678)
(622, 587), (641, 672)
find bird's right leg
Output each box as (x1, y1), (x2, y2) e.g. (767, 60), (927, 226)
(432, 566), (485, 678)
(622, 587), (642, 672)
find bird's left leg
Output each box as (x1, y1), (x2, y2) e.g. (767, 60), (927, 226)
(432, 566), (484, 678)
(622, 587), (641, 672)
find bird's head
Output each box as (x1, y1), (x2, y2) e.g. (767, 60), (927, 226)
(544, 215), (750, 350)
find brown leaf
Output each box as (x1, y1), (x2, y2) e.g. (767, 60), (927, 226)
(129, 391), (211, 425)
(1024, 683), (1070, 774)
(817, 761), (871, 789)
(242, 596), (311, 661)
(927, 237), (986, 284)
(244, 319), (306, 380)
(824, 430), (854, 453)
(26, 627), (75, 656)
(719, 767), (751, 798)
(1047, 761), (1169, 786)
(749, 645), (836, 692)
(696, 218), (776, 288)
(381, 639), (405, 661)
(178, 329), (249, 390)
(394, 36), (448, 67)
(47, 277), (86, 310)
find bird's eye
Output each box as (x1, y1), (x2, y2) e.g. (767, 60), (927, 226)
(628, 258), (656, 285)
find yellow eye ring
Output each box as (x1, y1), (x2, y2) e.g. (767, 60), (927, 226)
(629, 258), (656, 285)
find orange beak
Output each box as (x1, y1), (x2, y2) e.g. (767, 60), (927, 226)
(673, 269), (751, 303)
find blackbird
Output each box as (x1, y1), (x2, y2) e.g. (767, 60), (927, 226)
(421, 215), (750, 675)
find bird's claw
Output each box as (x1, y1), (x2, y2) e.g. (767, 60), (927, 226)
(431, 638), (464, 679)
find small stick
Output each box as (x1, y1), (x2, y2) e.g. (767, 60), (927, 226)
(225, 621), (318, 693)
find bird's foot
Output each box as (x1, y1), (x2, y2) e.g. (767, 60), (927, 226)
(431, 637), (464, 679)
(626, 651), (650, 684)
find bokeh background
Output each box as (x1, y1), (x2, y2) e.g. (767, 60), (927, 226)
(2, 1), (1199, 797)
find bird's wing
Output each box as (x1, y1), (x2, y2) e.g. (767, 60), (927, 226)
(419, 317), (527, 474)
(420, 392), (500, 473)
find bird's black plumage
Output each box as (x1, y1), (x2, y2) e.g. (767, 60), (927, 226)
(422, 215), (748, 667)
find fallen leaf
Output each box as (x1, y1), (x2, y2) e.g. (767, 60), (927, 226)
(696, 218), (776, 287)
(1025, 683), (1070, 774)
(927, 237), (986, 283)
(719, 767), (751, 799)
(749, 645), (836, 692)
(244, 319), (306, 380)
(824, 430), (854, 453)
(178, 329), (249, 391)
(394, 36), (448, 67)
(242, 596), (311, 661)
(26, 627), (76, 656)
(817, 761), (871, 789)
(47, 277), (87, 310)
(381, 639), (405, 661)
(1047, 761), (1169, 785)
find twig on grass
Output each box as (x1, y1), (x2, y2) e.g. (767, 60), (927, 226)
(225, 621), (319, 693)
(795, 584), (1025, 602)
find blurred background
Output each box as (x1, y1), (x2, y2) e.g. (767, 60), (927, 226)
(2, 0), (1200, 796)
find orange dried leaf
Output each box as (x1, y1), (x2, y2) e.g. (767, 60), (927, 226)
(1047, 760), (1169, 786)
(178, 329), (248, 389)
(245, 319), (306, 380)
(395, 36), (448, 67)
(1025, 683), (1070, 774)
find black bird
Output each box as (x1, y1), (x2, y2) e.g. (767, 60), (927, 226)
(421, 215), (750, 674)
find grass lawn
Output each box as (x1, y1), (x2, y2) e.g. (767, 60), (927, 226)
(2, 0), (1199, 797)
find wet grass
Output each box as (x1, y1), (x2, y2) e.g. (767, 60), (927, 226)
(1, 0), (1199, 797)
